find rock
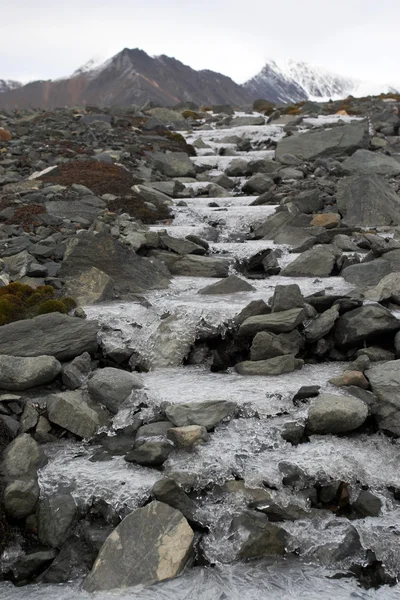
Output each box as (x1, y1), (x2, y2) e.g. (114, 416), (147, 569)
(363, 273), (400, 303)
(40, 534), (94, 583)
(293, 386), (321, 401)
(233, 300), (270, 326)
(329, 370), (370, 390)
(225, 158), (249, 177)
(233, 511), (288, 559)
(153, 152), (196, 178)
(239, 308), (305, 337)
(10, 549), (58, 582)
(2, 250), (33, 279)
(60, 232), (170, 298)
(20, 403), (39, 433)
(166, 400), (236, 430)
(46, 195), (106, 224)
(0, 313), (99, 360)
(281, 246), (338, 277)
(337, 174), (400, 227)
(242, 174), (274, 195)
(198, 275), (255, 295)
(342, 149), (400, 177)
(250, 330), (304, 360)
(357, 346), (395, 362)
(352, 490), (382, 518)
(152, 479), (199, 525)
(2, 434), (43, 478)
(62, 352), (91, 390)
(236, 355), (303, 376)
(3, 479), (40, 519)
(88, 368), (143, 414)
(285, 189), (323, 214)
(136, 421), (174, 443)
(47, 391), (108, 439)
(270, 284), (304, 312)
(366, 360), (400, 435)
(342, 260), (391, 287)
(281, 421), (306, 444)
(159, 233), (205, 256)
(165, 254), (230, 277)
(83, 501), (194, 592)
(317, 524), (363, 565)
(64, 267), (114, 306)
(307, 394), (368, 434)
(335, 305), (400, 346)
(38, 494), (77, 548)
(275, 121), (368, 161)
(0, 355), (61, 391)
(229, 116), (265, 127)
(124, 441), (174, 466)
(304, 305), (340, 343)
(311, 213), (341, 229)
(167, 425), (208, 448)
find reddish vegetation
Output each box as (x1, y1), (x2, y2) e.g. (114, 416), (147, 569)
(0, 128), (12, 141)
(40, 160), (140, 195)
(6, 204), (46, 227)
(107, 195), (171, 224)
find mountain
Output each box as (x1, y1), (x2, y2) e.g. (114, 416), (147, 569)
(0, 48), (251, 110)
(0, 79), (22, 94)
(243, 58), (399, 104)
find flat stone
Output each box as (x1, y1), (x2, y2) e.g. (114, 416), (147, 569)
(167, 425), (209, 448)
(64, 267), (114, 306)
(88, 368), (143, 414)
(239, 308), (305, 337)
(366, 360), (400, 435)
(342, 149), (400, 177)
(236, 355), (304, 376)
(329, 370), (370, 390)
(47, 390), (108, 439)
(281, 246), (338, 277)
(198, 275), (255, 295)
(0, 355), (61, 391)
(335, 304), (400, 346)
(166, 400), (236, 430)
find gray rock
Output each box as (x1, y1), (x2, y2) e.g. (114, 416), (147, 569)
(281, 246), (338, 277)
(242, 174), (274, 195)
(236, 355), (304, 376)
(352, 490), (382, 518)
(167, 425), (208, 448)
(363, 273), (400, 303)
(239, 308), (305, 337)
(230, 116), (265, 127)
(2, 250), (33, 279)
(159, 233), (205, 256)
(307, 393), (368, 434)
(304, 305), (340, 343)
(342, 260), (391, 286)
(46, 195), (106, 224)
(88, 368), (143, 414)
(20, 403), (39, 433)
(3, 478), (40, 519)
(342, 149), (400, 177)
(136, 421), (174, 443)
(64, 267), (114, 306)
(0, 354), (61, 391)
(275, 121), (368, 161)
(250, 330), (304, 361)
(153, 152), (196, 178)
(166, 400), (236, 430)
(124, 441), (174, 466)
(316, 524), (363, 565)
(162, 253), (230, 277)
(83, 501), (194, 591)
(62, 352), (91, 390)
(284, 189), (323, 214)
(38, 494), (77, 548)
(337, 174), (400, 227)
(47, 391), (108, 439)
(233, 511), (288, 559)
(225, 158), (249, 177)
(152, 478), (199, 524)
(0, 313), (99, 360)
(198, 275), (255, 295)
(271, 284), (304, 312)
(2, 434), (43, 478)
(40, 534), (94, 583)
(335, 305), (400, 346)
(357, 346), (396, 362)
(366, 360), (400, 435)
(10, 549), (57, 582)
(233, 300), (270, 326)
(382, 249), (400, 272)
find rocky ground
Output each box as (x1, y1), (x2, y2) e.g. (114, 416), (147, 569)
(1, 95), (400, 598)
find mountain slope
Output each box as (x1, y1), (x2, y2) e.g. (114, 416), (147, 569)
(244, 58), (399, 104)
(0, 80), (22, 94)
(0, 48), (251, 110)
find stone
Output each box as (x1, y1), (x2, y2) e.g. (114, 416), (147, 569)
(83, 501), (194, 591)
(275, 121), (368, 161)
(60, 232), (170, 298)
(233, 300), (270, 326)
(342, 260), (391, 287)
(293, 385), (321, 401)
(329, 370), (370, 390)
(352, 490), (382, 518)
(64, 267), (114, 306)
(363, 273), (400, 303)
(10, 549), (58, 582)
(88, 368), (143, 414)
(45, 196), (106, 224)
(307, 394), (368, 434)
(153, 152), (196, 178)
(62, 352), (91, 390)
(311, 213), (341, 229)
(38, 493), (77, 548)
(242, 174), (274, 195)
(166, 400), (236, 430)
(270, 284), (304, 312)
(152, 478), (198, 524)
(284, 189), (323, 214)
(0, 355), (61, 391)
(2, 434), (43, 479)
(165, 254), (230, 278)
(167, 425), (208, 448)
(20, 403), (39, 432)
(337, 174), (400, 227)
(236, 355), (304, 376)
(342, 149), (400, 177)
(225, 158), (249, 177)
(2, 250), (33, 279)
(239, 308), (305, 337)
(335, 305), (400, 346)
(0, 313), (99, 360)
(3, 479), (40, 519)
(136, 421), (174, 442)
(281, 246), (338, 277)
(250, 330), (304, 361)
(357, 346), (395, 362)
(47, 391), (107, 439)
(281, 421), (306, 444)
(40, 534), (94, 583)
(124, 441), (174, 466)
(159, 233), (205, 256)
(366, 360), (400, 435)
(304, 305), (340, 343)
(233, 511), (288, 559)
(198, 275), (255, 295)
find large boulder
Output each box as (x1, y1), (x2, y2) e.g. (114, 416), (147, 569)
(341, 260), (391, 287)
(0, 355), (61, 391)
(60, 232), (170, 298)
(342, 149), (400, 177)
(63, 267), (114, 306)
(364, 273), (400, 303)
(239, 308), (304, 337)
(236, 355), (303, 376)
(0, 313), (99, 360)
(275, 122), (368, 161)
(88, 368), (143, 414)
(38, 493), (77, 548)
(281, 246), (338, 277)
(3, 479), (40, 519)
(46, 391), (109, 439)
(307, 394), (368, 434)
(83, 501), (194, 592)
(304, 305), (340, 343)
(153, 152), (196, 177)
(166, 400), (236, 430)
(366, 360), (400, 435)
(1, 434), (43, 479)
(157, 253), (230, 277)
(335, 305), (400, 346)
(250, 330), (304, 360)
(159, 233), (206, 256)
(337, 174), (400, 227)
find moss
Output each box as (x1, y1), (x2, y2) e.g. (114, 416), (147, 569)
(60, 297), (77, 312)
(0, 298), (24, 326)
(182, 110), (201, 120)
(36, 299), (68, 315)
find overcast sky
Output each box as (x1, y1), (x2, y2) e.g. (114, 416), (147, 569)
(1, 0), (399, 85)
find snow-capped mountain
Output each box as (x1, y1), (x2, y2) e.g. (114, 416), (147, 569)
(243, 58), (399, 104)
(0, 79), (22, 94)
